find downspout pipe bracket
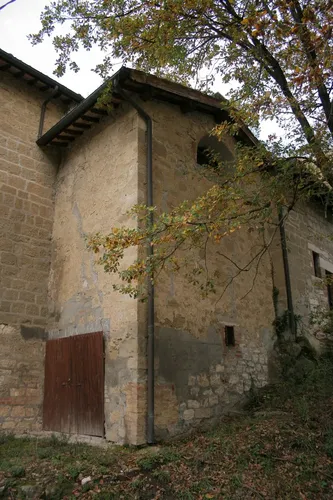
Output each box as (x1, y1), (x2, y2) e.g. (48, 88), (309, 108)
(38, 85), (59, 139)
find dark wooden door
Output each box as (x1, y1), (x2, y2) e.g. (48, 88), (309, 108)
(43, 332), (104, 437)
(43, 335), (72, 434)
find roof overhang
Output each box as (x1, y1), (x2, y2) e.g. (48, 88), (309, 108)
(0, 48), (83, 105)
(36, 66), (258, 148)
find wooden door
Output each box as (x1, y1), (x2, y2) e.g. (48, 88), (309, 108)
(43, 336), (72, 434)
(43, 332), (104, 437)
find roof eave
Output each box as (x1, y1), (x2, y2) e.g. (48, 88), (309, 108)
(0, 48), (83, 104)
(36, 67), (127, 147)
(37, 66), (258, 148)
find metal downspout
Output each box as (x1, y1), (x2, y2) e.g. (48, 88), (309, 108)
(278, 207), (297, 339)
(116, 87), (155, 444)
(38, 86), (59, 139)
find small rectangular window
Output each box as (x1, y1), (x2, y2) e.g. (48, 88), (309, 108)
(313, 252), (321, 278)
(225, 326), (235, 347)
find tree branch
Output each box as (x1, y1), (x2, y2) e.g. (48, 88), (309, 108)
(201, 5), (321, 156)
(0, 0), (16, 11)
(288, 0), (333, 137)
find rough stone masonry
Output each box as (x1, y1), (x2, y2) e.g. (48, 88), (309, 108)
(1, 56), (333, 444)
(0, 69), (66, 432)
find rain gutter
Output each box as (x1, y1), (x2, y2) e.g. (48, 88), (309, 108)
(38, 86), (59, 139)
(278, 207), (297, 338)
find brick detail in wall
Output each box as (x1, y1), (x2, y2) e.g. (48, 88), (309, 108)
(0, 325), (44, 432)
(0, 73), (64, 327)
(0, 138), (56, 326)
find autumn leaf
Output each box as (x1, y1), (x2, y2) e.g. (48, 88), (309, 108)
(31, 0), (333, 298)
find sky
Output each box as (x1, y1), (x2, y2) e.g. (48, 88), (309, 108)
(0, 0), (224, 97)
(0, 0), (280, 139)
(0, 0), (104, 96)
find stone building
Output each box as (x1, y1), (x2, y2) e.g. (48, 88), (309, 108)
(1, 48), (333, 444)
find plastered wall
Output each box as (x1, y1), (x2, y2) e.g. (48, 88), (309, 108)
(134, 98), (277, 440)
(48, 102), (147, 444)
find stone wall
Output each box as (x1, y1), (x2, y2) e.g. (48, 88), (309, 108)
(135, 98), (276, 439)
(284, 202), (333, 348)
(0, 325), (44, 432)
(0, 71), (67, 432)
(6, 71), (330, 443)
(48, 102), (147, 444)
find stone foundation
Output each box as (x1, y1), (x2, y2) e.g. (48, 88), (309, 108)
(0, 324), (44, 432)
(154, 326), (269, 440)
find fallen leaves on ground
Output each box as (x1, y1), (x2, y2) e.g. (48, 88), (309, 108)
(1, 364), (333, 499)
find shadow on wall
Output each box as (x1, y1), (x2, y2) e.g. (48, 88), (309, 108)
(154, 324), (270, 440)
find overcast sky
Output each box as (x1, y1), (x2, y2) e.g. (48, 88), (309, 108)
(0, 0), (280, 139)
(0, 0), (104, 96)
(0, 0), (217, 97)
(0, 0), (242, 97)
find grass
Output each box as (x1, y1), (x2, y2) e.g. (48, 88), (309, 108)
(2, 355), (333, 498)
(136, 447), (180, 471)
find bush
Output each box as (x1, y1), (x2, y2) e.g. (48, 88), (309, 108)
(9, 465), (25, 478)
(152, 469), (171, 483)
(324, 429), (333, 458)
(137, 448), (180, 471)
(37, 447), (55, 459)
(0, 433), (14, 445)
(65, 465), (81, 480)
(49, 433), (69, 447)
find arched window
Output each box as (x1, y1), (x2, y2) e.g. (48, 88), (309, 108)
(197, 135), (234, 169)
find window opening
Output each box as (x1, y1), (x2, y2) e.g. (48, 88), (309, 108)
(197, 146), (215, 167)
(197, 135), (234, 169)
(313, 252), (321, 278)
(225, 326), (235, 347)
